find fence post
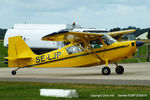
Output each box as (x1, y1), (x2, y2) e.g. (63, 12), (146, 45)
(147, 44), (150, 62)
(137, 46), (141, 62)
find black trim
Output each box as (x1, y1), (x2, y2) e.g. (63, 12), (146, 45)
(24, 45), (129, 67)
(42, 30), (69, 39)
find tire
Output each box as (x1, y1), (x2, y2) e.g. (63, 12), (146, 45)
(102, 67), (111, 75)
(11, 70), (16, 75)
(115, 66), (124, 74)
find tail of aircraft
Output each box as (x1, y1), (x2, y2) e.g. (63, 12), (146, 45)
(7, 36), (35, 67)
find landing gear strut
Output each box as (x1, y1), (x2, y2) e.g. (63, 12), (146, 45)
(102, 60), (111, 75)
(115, 62), (124, 74)
(11, 67), (21, 75)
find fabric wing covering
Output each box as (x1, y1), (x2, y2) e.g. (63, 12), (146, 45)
(41, 29), (135, 43)
(108, 29), (136, 36)
(41, 30), (104, 43)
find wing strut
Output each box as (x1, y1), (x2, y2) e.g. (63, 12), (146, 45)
(80, 37), (104, 62)
(118, 34), (123, 41)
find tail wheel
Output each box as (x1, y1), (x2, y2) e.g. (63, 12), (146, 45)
(11, 70), (16, 75)
(102, 67), (111, 75)
(115, 66), (124, 74)
(11, 67), (21, 75)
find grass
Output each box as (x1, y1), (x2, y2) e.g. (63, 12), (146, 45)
(119, 44), (148, 63)
(0, 41), (8, 67)
(0, 41), (7, 60)
(0, 82), (150, 100)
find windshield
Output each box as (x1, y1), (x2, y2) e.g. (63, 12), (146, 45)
(102, 33), (117, 45)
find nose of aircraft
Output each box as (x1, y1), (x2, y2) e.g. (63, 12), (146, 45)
(136, 41), (144, 47)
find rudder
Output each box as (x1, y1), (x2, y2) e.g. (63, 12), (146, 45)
(7, 36), (35, 67)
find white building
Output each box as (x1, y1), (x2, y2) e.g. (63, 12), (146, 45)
(4, 24), (107, 54)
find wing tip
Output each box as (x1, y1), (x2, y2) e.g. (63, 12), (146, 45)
(42, 30), (69, 40)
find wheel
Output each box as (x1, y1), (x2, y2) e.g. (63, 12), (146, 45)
(11, 70), (16, 75)
(102, 67), (111, 75)
(115, 66), (124, 74)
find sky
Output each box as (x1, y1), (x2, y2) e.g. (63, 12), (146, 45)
(0, 0), (150, 29)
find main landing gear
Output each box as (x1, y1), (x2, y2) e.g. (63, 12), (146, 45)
(114, 62), (124, 74)
(115, 65), (124, 74)
(11, 67), (21, 75)
(101, 61), (124, 75)
(102, 67), (111, 75)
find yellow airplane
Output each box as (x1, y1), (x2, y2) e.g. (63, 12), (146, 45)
(6, 29), (144, 75)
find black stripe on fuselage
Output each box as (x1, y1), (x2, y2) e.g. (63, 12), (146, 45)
(24, 45), (129, 67)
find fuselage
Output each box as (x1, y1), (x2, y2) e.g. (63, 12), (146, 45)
(24, 40), (137, 68)
(7, 34), (137, 68)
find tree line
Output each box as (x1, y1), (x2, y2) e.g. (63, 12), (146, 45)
(0, 29), (7, 39)
(0, 26), (150, 40)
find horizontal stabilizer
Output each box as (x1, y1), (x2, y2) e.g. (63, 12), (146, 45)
(5, 56), (32, 60)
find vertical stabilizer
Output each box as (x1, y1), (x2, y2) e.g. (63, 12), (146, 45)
(8, 36), (35, 67)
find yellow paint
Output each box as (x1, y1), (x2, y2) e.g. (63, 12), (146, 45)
(7, 30), (137, 68)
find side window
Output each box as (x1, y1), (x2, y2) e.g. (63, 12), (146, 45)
(102, 35), (116, 45)
(66, 44), (84, 54)
(102, 36), (110, 45)
(90, 39), (103, 48)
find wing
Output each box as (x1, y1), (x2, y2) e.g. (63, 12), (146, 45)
(42, 30), (103, 43)
(108, 29), (136, 36)
(108, 29), (136, 41)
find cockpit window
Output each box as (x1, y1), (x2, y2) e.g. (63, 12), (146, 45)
(90, 39), (103, 48)
(66, 44), (84, 54)
(102, 34), (117, 45)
